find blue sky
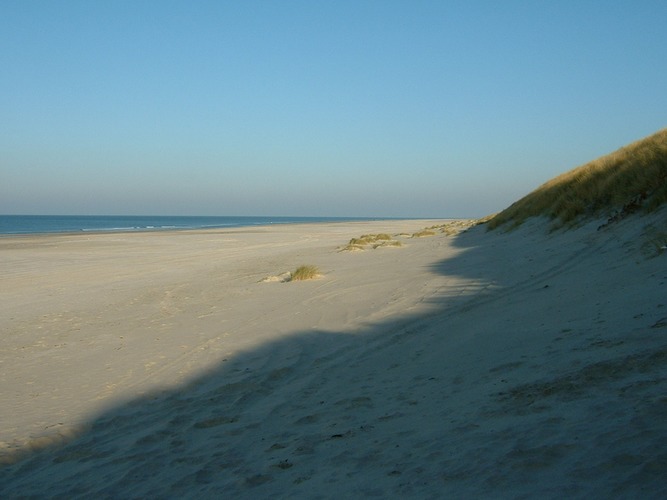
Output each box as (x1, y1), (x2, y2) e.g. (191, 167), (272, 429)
(2, 1), (666, 217)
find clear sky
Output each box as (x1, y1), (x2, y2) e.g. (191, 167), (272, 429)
(2, 1), (666, 217)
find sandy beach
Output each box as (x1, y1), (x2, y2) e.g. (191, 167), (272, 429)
(1, 215), (666, 498)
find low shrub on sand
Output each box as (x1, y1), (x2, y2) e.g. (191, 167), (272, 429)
(291, 265), (320, 281)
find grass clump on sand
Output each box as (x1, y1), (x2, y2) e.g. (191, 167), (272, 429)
(290, 265), (320, 281)
(340, 233), (402, 252)
(423, 220), (479, 236)
(341, 243), (367, 252)
(341, 223), (479, 250)
(412, 229), (436, 238)
(379, 240), (403, 248)
(487, 128), (667, 230)
(348, 233), (392, 245)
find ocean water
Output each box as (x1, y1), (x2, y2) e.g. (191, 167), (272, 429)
(0, 215), (385, 235)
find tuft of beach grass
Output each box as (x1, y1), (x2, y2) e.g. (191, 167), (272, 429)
(340, 233), (402, 252)
(412, 229), (436, 238)
(291, 265), (320, 281)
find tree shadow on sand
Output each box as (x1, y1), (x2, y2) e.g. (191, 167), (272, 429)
(2, 221), (667, 498)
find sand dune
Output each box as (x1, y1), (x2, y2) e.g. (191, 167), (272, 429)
(1, 214), (666, 498)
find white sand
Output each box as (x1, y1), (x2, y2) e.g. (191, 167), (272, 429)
(1, 215), (666, 498)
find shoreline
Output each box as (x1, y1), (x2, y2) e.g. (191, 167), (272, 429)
(0, 215), (449, 238)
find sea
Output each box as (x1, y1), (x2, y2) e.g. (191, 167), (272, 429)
(0, 215), (392, 236)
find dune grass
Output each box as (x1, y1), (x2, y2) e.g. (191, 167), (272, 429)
(340, 224), (478, 251)
(378, 240), (403, 248)
(340, 233), (402, 251)
(341, 243), (367, 252)
(412, 229), (436, 238)
(291, 265), (320, 281)
(348, 233), (392, 245)
(424, 220), (479, 236)
(487, 128), (667, 230)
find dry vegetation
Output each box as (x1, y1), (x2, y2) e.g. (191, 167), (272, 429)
(340, 233), (403, 252)
(412, 229), (436, 238)
(487, 128), (667, 230)
(422, 220), (479, 236)
(260, 265), (321, 283)
(339, 219), (485, 252)
(290, 265), (320, 281)
(339, 221), (480, 252)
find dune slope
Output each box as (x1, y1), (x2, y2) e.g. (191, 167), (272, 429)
(488, 128), (667, 230)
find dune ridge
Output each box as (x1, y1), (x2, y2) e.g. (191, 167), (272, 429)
(488, 128), (667, 230)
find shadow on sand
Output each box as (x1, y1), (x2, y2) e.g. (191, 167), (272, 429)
(2, 221), (667, 498)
